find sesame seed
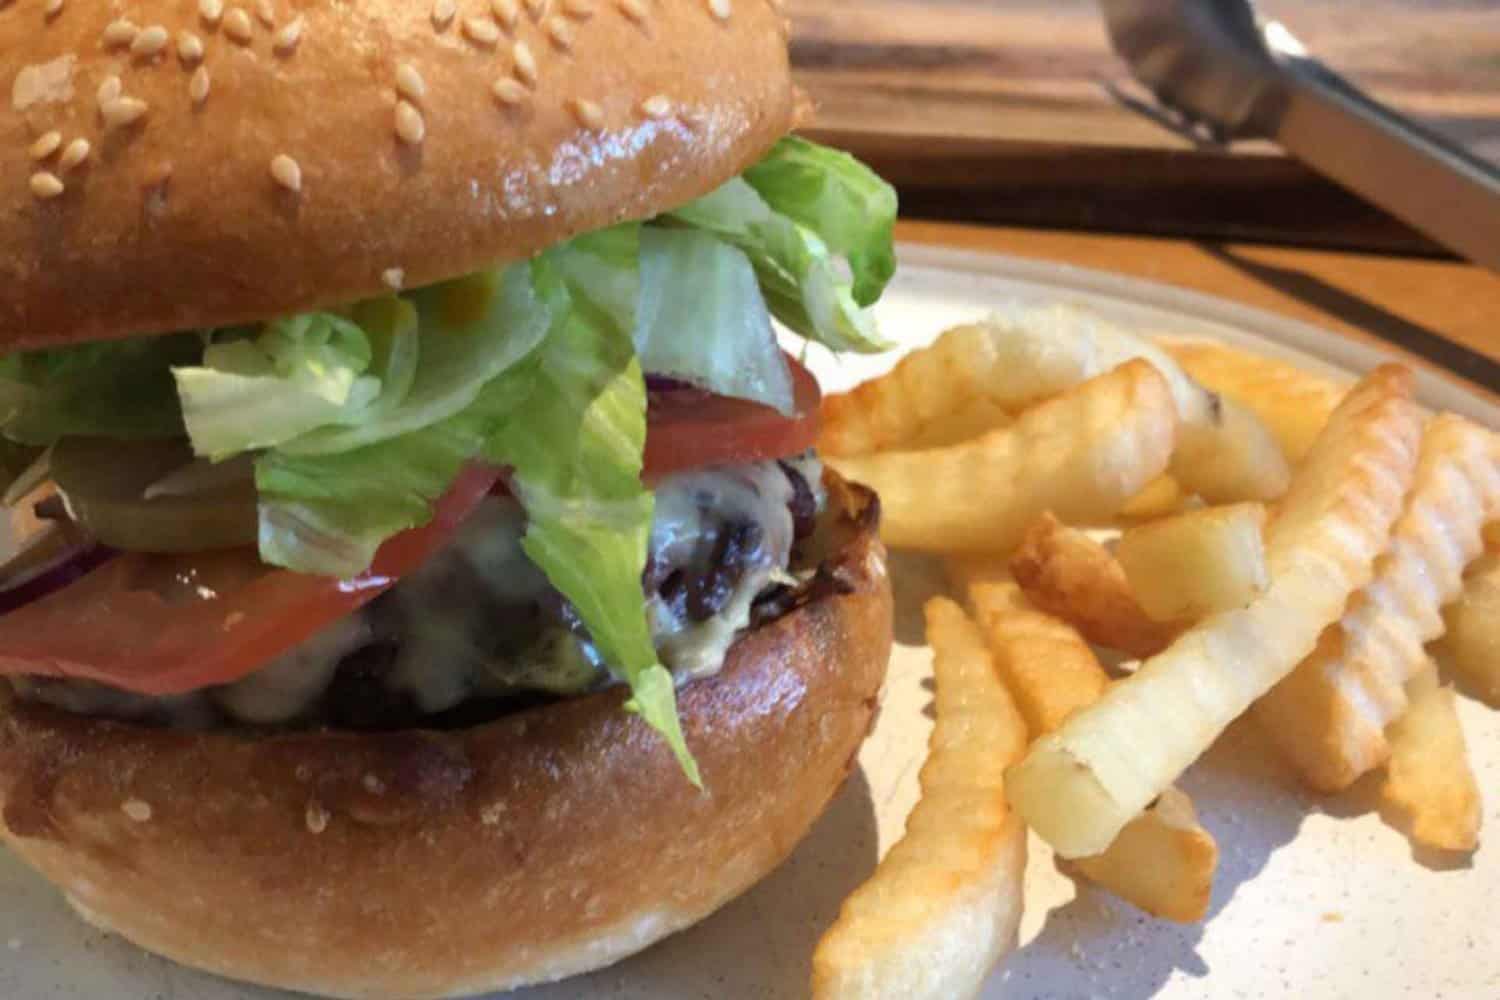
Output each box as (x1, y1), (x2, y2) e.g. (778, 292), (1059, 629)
(524, 0), (547, 18)
(394, 100), (425, 144)
(199, 0), (224, 25)
(43, 0), (62, 19)
(28, 131), (61, 160)
(491, 0), (520, 29)
(512, 40), (537, 84)
(639, 93), (670, 119)
(361, 773), (385, 795)
(272, 16), (303, 53)
(101, 96), (149, 128)
(121, 799), (152, 822)
(617, 0), (647, 25)
(223, 7), (253, 43)
(270, 153), (301, 192)
(254, 0), (275, 27)
(29, 171), (63, 199)
(569, 97), (604, 130)
(544, 16), (573, 49)
(305, 800), (329, 834)
(491, 76), (526, 106)
(461, 15), (500, 45)
(562, 0), (594, 18)
(102, 18), (139, 48)
(97, 75), (122, 107)
(177, 31), (204, 64)
(59, 137), (90, 170)
(131, 24), (170, 58)
(189, 65), (211, 103)
(707, 0), (730, 19)
(395, 63), (425, 102)
(431, 0), (455, 29)
(382, 267), (405, 290)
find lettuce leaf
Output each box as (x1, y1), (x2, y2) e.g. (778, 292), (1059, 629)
(742, 135), (897, 307)
(666, 138), (897, 352)
(635, 227), (793, 414)
(486, 252), (700, 786)
(174, 313), (381, 459)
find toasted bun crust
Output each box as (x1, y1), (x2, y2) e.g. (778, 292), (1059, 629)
(0, 477), (891, 999)
(1, 0), (796, 350)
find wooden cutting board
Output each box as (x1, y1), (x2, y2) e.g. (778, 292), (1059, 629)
(791, 0), (1500, 252)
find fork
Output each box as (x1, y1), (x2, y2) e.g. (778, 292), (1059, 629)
(1099, 0), (1500, 270)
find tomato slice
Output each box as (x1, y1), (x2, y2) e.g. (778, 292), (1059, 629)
(643, 354), (820, 480)
(0, 465), (498, 695)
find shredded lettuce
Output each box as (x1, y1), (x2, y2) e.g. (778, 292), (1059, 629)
(635, 228), (793, 414)
(742, 136), (897, 308)
(173, 313), (381, 458)
(667, 137), (897, 352)
(486, 252), (700, 784)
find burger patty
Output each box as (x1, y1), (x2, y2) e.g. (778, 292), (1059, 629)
(9, 454), (825, 730)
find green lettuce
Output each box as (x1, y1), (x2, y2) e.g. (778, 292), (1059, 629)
(486, 252), (699, 784)
(667, 136), (897, 352)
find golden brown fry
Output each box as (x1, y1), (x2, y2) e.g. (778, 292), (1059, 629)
(1009, 365), (1422, 859)
(821, 311), (1289, 504)
(949, 557), (1217, 922)
(1116, 503), (1268, 622)
(1380, 662), (1481, 853)
(1068, 788), (1218, 922)
(1255, 415), (1500, 792)
(1009, 512), (1181, 658)
(900, 396), (1013, 451)
(1433, 548), (1500, 706)
(945, 556), (1108, 735)
(812, 599), (1027, 1000)
(828, 361), (1177, 556)
(1118, 475), (1191, 520)
(1163, 339), (1347, 465)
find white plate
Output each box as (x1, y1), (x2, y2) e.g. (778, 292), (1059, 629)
(3, 244), (1497, 999)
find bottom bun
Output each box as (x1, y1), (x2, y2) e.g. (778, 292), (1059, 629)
(0, 476), (892, 999)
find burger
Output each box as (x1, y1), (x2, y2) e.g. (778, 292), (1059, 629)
(0, 2), (895, 997)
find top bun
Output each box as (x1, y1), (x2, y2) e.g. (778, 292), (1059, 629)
(1, 0), (797, 350)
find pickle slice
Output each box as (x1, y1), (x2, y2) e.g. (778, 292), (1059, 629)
(51, 437), (257, 552)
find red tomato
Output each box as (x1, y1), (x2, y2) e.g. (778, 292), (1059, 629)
(643, 354), (820, 480)
(0, 465), (498, 695)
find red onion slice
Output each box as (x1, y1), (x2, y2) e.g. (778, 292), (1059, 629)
(0, 533), (114, 615)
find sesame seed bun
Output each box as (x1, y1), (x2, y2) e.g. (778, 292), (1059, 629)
(0, 477), (891, 999)
(1, 0), (798, 350)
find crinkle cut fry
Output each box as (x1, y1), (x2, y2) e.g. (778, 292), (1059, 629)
(1255, 414), (1500, 791)
(1006, 365), (1422, 859)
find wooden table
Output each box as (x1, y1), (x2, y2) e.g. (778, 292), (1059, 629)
(896, 221), (1500, 401)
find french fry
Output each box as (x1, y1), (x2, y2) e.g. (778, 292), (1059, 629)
(1163, 339), (1347, 465)
(1432, 547), (1500, 706)
(1254, 415), (1500, 792)
(1119, 475), (1191, 520)
(1068, 788), (1217, 922)
(1380, 662), (1481, 852)
(1010, 512), (1180, 658)
(827, 361), (1177, 555)
(950, 558), (1217, 922)
(902, 396), (1013, 451)
(1007, 366), (1422, 858)
(820, 308), (1289, 503)
(945, 557), (1109, 735)
(811, 598), (1027, 1000)
(1116, 503), (1268, 622)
